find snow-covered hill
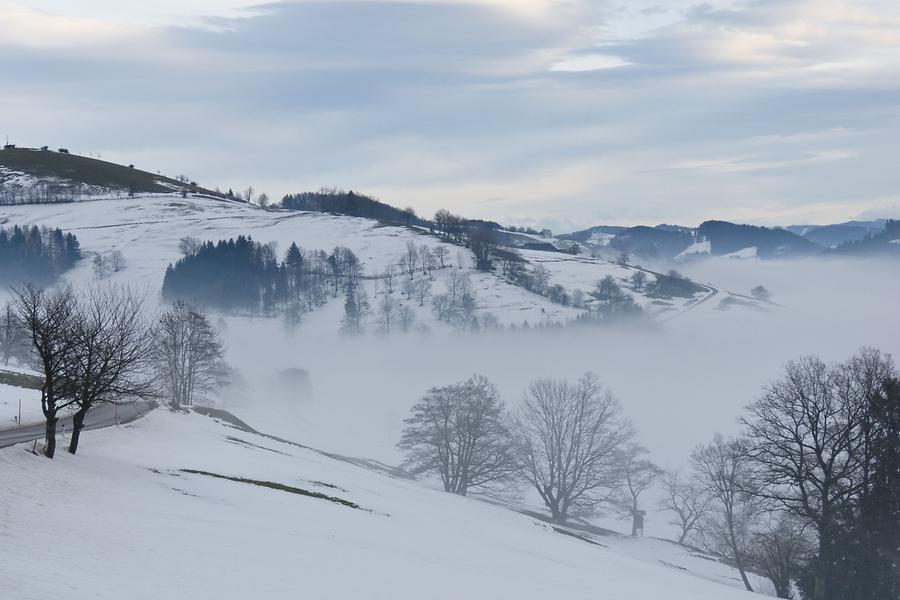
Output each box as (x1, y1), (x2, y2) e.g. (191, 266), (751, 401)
(0, 409), (770, 600)
(0, 195), (722, 328)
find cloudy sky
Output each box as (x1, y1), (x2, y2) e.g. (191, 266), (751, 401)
(2, 0), (899, 231)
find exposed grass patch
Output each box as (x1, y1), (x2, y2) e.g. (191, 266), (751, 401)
(552, 526), (606, 547)
(0, 369), (43, 391)
(180, 469), (362, 510)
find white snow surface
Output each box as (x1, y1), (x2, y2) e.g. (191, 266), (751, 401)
(0, 196), (579, 327)
(0, 382), (43, 426)
(675, 240), (711, 260)
(722, 246), (758, 259)
(0, 410), (769, 599)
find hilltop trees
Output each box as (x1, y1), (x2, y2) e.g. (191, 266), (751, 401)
(516, 373), (634, 523)
(152, 301), (225, 409)
(399, 375), (516, 496)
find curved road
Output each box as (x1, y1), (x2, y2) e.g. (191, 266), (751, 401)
(0, 401), (157, 449)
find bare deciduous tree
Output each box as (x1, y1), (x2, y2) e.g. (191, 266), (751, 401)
(531, 264), (551, 295)
(398, 304), (415, 333)
(618, 444), (663, 536)
(741, 350), (895, 600)
(414, 277), (432, 307)
(658, 470), (711, 545)
(749, 513), (813, 599)
(13, 284), (79, 458)
(0, 301), (23, 366)
(403, 241), (418, 278)
(429, 245), (447, 269)
(691, 434), (758, 592)
(516, 372), (634, 523)
(377, 294), (398, 333)
(64, 285), (155, 454)
(178, 236), (202, 257)
(109, 249), (125, 273)
(153, 301), (225, 409)
(399, 375), (516, 496)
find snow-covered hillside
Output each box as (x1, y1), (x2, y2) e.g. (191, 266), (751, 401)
(0, 195), (585, 328)
(0, 409), (770, 600)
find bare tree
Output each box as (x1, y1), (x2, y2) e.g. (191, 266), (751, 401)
(401, 277), (416, 301)
(13, 284), (79, 458)
(531, 264), (551, 295)
(399, 375), (516, 496)
(403, 241), (418, 278)
(516, 372), (634, 523)
(468, 229), (496, 271)
(741, 350), (895, 600)
(398, 304), (415, 333)
(418, 246), (435, 276)
(377, 294), (398, 333)
(93, 254), (110, 279)
(341, 282), (370, 335)
(749, 514), (813, 599)
(618, 444), (663, 536)
(414, 277), (432, 307)
(64, 285), (155, 454)
(153, 301), (225, 409)
(0, 301), (23, 366)
(382, 265), (396, 295)
(692, 434), (758, 592)
(178, 236), (202, 257)
(431, 293), (451, 321)
(630, 271), (647, 291)
(658, 470), (711, 545)
(109, 250), (125, 273)
(433, 246), (449, 269)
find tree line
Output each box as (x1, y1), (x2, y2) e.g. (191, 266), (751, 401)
(398, 348), (899, 600)
(0, 225), (81, 287)
(10, 284), (226, 458)
(162, 236), (362, 320)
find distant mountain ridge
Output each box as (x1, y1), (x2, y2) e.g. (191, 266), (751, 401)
(2, 147), (896, 261)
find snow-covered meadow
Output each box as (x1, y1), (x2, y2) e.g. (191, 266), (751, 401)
(0, 410), (769, 600)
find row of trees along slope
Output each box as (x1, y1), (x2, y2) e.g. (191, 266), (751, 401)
(398, 349), (899, 600)
(11, 284), (226, 458)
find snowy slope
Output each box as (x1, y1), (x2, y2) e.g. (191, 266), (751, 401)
(0, 195), (580, 328)
(0, 410), (769, 600)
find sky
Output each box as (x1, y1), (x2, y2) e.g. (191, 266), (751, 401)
(2, 0), (900, 231)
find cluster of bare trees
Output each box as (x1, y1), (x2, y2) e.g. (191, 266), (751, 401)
(12, 284), (155, 457)
(655, 348), (899, 600)
(0, 181), (110, 205)
(11, 284), (227, 458)
(399, 372), (640, 522)
(152, 301), (226, 409)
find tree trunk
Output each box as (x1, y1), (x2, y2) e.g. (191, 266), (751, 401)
(631, 496), (639, 537)
(736, 561), (754, 593)
(44, 413), (57, 458)
(728, 512), (754, 592)
(68, 406), (88, 454)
